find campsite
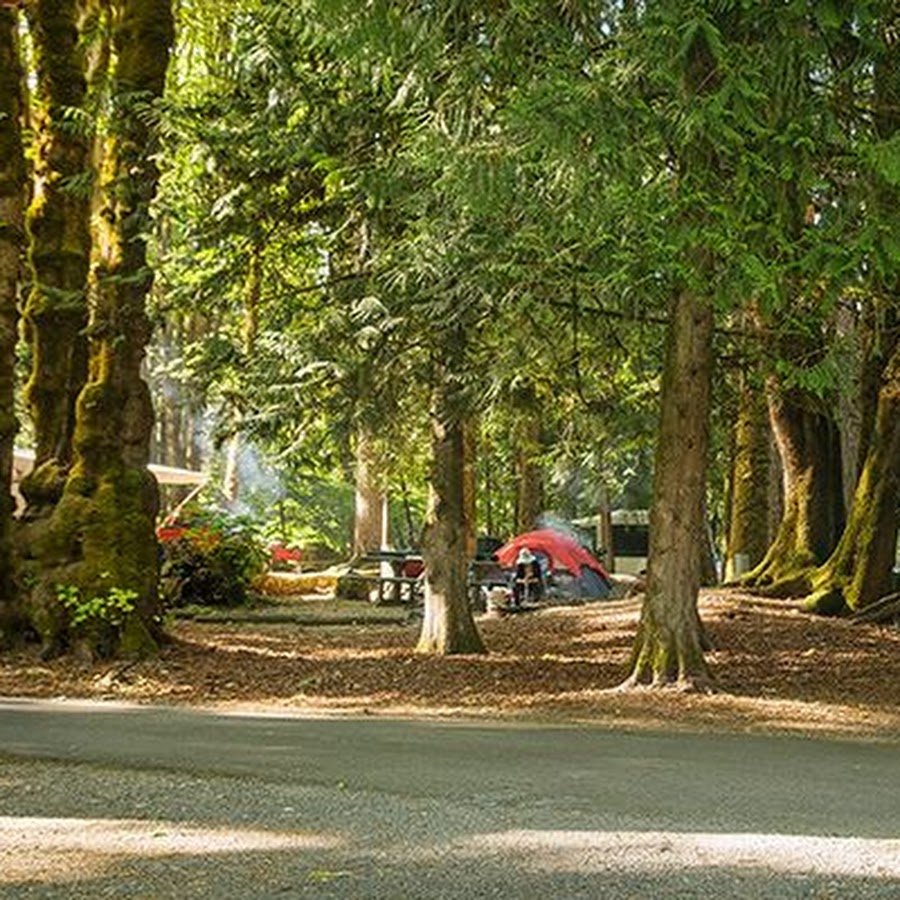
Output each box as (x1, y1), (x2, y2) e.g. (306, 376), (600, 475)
(3, 5), (900, 896)
(3, 0), (899, 677)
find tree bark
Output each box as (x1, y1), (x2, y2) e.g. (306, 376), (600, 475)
(463, 417), (477, 559)
(835, 301), (875, 510)
(724, 372), (774, 581)
(223, 240), (262, 503)
(19, 0), (92, 512)
(22, 0), (174, 659)
(741, 383), (845, 594)
(417, 337), (484, 655)
(513, 383), (543, 533)
(0, 6), (26, 642)
(621, 285), (715, 690)
(352, 426), (384, 556)
(595, 481), (613, 571)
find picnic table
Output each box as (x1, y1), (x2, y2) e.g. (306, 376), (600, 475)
(354, 552), (513, 609)
(356, 550), (425, 605)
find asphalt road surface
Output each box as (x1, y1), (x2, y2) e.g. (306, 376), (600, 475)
(1, 698), (898, 898)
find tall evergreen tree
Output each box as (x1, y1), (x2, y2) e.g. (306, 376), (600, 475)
(620, 8), (721, 688)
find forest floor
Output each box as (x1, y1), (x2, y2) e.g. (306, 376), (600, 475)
(1, 588), (898, 742)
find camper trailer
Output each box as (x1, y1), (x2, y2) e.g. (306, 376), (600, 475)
(575, 509), (650, 576)
(609, 509), (649, 576)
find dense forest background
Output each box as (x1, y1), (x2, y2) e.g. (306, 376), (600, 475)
(1, 1), (898, 684)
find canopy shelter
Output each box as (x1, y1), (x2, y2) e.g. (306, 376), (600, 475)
(495, 528), (613, 600)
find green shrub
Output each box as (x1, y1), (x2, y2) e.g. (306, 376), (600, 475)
(158, 508), (267, 608)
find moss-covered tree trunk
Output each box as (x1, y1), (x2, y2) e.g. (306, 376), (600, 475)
(417, 334), (485, 655)
(741, 383), (845, 595)
(18, 0), (92, 512)
(724, 372), (774, 581)
(621, 285), (715, 690)
(0, 6), (26, 643)
(805, 336), (900, 615)
(24, 0), (174, 658)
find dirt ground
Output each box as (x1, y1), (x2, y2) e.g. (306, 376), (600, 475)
(1, 588), (898, 742)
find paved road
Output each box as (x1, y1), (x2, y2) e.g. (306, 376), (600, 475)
(1, 699), (898, 898)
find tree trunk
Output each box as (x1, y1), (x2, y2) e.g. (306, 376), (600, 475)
(741, 383), (844, 594)
(621, 285), (715, 690)
(352, 426), (384, 556)
(152, 317), (187, 467)
(463, 417), (477, 559)
(223, 241), (262, 503)
(513, 384), (543, 533)
(0, 6), (26, 642)
(22, 0), (174, 659)
(835, 301), (874, 510)
(805, 336), (900, 614)
(595, 481), (613, 571)
(19, 0), (91, 511)
(417, 338), (484, 655)
(149, 313), (207, 469)
(724, 373), (774, 581)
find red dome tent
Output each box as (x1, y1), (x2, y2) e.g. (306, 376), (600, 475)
(495, 529), (612, 599)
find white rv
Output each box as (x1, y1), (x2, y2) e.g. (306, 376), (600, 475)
(574, 509), (649, 576)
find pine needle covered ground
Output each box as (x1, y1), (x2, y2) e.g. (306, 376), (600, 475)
(1, 589), (897, 741)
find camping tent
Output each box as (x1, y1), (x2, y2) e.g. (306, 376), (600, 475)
(495, 528), (613, 600)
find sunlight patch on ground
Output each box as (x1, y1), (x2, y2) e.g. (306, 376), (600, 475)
(0, 816), (342, 884)
(452, 830), (900, 878)
(204, 639), (407, 662)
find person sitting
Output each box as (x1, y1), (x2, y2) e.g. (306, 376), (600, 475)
(511, 547), (544, 608)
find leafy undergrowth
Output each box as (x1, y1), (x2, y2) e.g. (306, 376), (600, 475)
(1, 589), (898, 742)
